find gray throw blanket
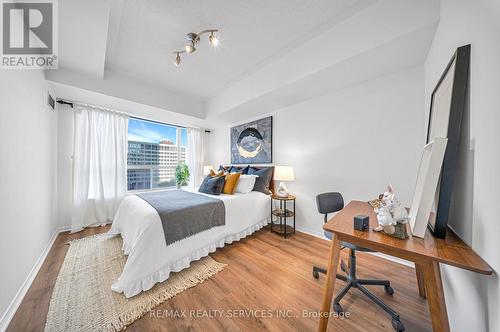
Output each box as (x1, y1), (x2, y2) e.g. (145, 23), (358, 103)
(136, 190), (225, 246)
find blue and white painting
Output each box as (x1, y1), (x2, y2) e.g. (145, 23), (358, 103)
(231, 116), (272, 164)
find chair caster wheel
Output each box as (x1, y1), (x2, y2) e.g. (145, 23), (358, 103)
(384, 285), (394, 295)
(312, 270), (320, 279)
(332, 303), (343, 314)
(392, 317), (405, 332)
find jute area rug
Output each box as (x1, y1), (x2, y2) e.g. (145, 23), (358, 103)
(44, 234), (226, 332)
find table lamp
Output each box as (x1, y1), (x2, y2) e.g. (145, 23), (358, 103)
(203, 165), (214, 176)
(274, 166), (295, 197)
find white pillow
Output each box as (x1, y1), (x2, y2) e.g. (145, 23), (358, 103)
(234, 174), (259, 194)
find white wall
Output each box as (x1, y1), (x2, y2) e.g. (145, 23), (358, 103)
(0, 71), (58, 327)
(210, 66), (424, 236)
(425, 1), (500, 331)
(56, 105), (74, 231)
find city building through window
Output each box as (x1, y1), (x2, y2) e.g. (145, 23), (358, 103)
(127, 118), (187, 191)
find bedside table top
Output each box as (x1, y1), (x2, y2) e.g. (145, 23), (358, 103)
(271, 194), (296, 200)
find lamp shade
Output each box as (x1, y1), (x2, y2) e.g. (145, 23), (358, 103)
(274, 166), (295, 181)
(203, 165), (214, 175)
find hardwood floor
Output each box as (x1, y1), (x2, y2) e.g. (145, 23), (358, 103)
(7, 226), (432, 331)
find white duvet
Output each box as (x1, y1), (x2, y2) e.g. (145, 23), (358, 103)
(108, 188), (270, 298)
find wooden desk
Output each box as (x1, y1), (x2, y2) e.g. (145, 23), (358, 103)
(318, 201), (493, 332)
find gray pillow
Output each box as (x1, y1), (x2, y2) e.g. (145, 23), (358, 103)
(198, 175), (226, 195)
(247, 167), (273, 194)
(228, 166), (242, 173)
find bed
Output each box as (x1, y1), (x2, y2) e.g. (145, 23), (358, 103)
(108, 187), (271, 298)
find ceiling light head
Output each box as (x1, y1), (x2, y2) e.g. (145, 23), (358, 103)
(186, 32), (198, 42)
(185, 32), (198, 53)
(209, 32), (219, 47)
(174, 52), (181, 66)
(185, 42), (196, 53)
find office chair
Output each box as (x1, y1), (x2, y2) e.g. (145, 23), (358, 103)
(312, 192), (405, 332)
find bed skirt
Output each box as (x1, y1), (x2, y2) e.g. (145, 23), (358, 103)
(111, 217), (270, 298)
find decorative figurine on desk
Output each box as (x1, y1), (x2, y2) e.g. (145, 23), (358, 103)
(373, 184), (409, 239)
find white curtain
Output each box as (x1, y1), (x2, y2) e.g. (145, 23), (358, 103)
(186, 128), (204, 187)
(71, 105), (129, 233)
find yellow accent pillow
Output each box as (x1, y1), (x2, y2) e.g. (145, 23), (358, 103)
(222, 172), (241, 194)
(209, 170), (224, 177)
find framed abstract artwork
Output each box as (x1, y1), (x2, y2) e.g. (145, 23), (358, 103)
(231, 116), (272, 164)
(426, 44), (470, 238)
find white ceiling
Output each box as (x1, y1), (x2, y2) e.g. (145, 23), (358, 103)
(205, 0), (440, 122)
(104, 0), (375, 99)
(48, 0), (439, 119)
(58, 0), (109, 78)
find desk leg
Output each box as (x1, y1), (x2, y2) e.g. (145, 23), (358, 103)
(318, 234), (342, 332)
(415, 264), (426, 299)
(423, 261), (450, 332)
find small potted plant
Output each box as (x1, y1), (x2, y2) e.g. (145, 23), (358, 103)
(175, 162), (190, 189)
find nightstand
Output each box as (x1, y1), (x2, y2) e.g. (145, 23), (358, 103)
(270, 194), (296, 238)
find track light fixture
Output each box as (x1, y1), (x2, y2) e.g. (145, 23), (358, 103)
(173, 29), (219, 66)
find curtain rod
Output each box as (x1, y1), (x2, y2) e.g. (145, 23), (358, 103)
(56, 98), (211, 133)
(56, 98), (127, 115)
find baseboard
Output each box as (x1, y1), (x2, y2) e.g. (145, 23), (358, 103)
(0, 228), (61, 332)
(58, 225), (71, 233)
(295, 226), (325, 240)
(295, 227), (414, 268)
(370, 252), (414, 268)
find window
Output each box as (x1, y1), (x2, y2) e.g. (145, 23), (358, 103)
(127, 118), (187, 191)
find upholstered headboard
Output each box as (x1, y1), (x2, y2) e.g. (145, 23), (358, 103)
(222, 165), (275, 194)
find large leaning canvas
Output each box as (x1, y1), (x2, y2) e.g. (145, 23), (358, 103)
(426, 44), (470, 238)
(231, 116), (272, 164)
